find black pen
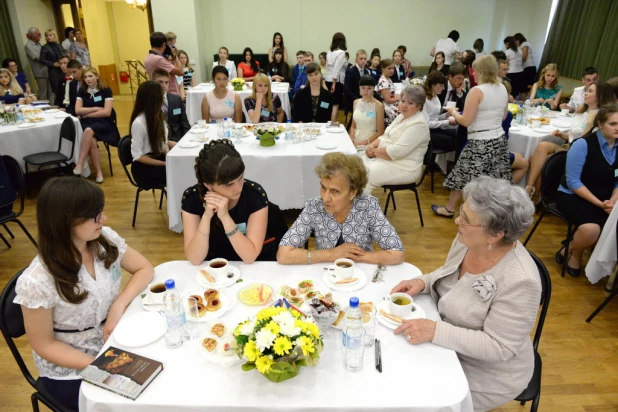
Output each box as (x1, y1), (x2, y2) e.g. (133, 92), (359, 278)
(377, 340), (382, 373)
(374, 339), (379, 371)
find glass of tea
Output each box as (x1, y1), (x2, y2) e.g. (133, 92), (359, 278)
(147, 282), (166, 304)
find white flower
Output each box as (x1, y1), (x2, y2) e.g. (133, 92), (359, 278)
(255, 328), (277, 352)
(272, 311), (295, 325)
(279, 321), (301, 338)
(239, 318), (256, 336)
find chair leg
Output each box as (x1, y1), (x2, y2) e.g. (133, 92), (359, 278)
(520, 401), (526, 405)
(561, 225), (572, 278)
(530, 390), (540, 412)
(0, 232), (11, 248)
(159, 189), (164, 209)
(132, 189), (141, 227)
(383, 191), (392, 216)
(430, 153), (437, 193)
(413, 189), (424, 227)
(14, 219), (38, 248)
(586, 284), (618, 322)
(523, 211), (546, 246)
(3, 223), (15, 238)
(105, 143), (113, 176)
(31, 392), (40, 412)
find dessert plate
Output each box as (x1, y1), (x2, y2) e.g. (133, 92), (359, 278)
(183, 288), (234, 323)
(195, 265), (240, 288)
(113, 312), (166, 347)
(376, 300), (426, 330)
(178, 140), (201, 148)
(322, 268), (367, 291)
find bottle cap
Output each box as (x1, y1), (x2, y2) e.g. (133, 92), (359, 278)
(165, 279), (176, 289)
(349, 297), (359, 308)
(224, 117), (228, 121)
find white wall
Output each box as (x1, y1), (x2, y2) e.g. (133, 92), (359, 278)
(6, 0), (56, 88)
(150, 0), (553, 81)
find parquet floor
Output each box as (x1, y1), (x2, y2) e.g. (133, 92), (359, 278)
(1, 96), (617, 411)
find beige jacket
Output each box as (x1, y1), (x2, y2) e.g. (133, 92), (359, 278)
(421, 237), (541, 407)
(378, 111), (430, 173)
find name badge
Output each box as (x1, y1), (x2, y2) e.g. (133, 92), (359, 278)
(111, 261), (122, 281)
(225, 99), (234, 108)
(172, 108), (181, 115)
(366, 111), (376, 118)
(260, 109), (270, 117)
(320, 101), (329, 109)
(93, 95), (102, 102)
(236, 222), (247, 235)
(615, 169), (618, 178)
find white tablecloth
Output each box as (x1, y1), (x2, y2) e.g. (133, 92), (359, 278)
(166, 124), (357, 233)
(186, 83), (291, 125)
(586, 204), (618, 285)
(0, 110), (87, 175)
(79, 261), (473, 412)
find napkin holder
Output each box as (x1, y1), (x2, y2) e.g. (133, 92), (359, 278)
(259, 132), (276, 147)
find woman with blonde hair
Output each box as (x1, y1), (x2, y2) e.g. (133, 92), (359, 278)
(177, 50), (195, 92)
(529, 63), (562, 109)
(433, 55), (510, 218)
(40, 29), (66, 100)
(243, 73), (284, 123)
(73, 67), (120, 183)
(0, 68), (29, 104)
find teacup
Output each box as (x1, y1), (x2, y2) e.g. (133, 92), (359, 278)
(445, 101), (456, 109)
(561, 108), (570, 116)
(207, 258), (229, 280)
(197, 119), (206, 128)
(388, 293), (414, 318)
(330, 258), (355, 280)
(147, 282), (166, 304)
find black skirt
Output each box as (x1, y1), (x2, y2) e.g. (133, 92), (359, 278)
(324, 81), (343, 105)
(508, 71), (526, 97)
(556, 191), (609, 228)
(131, 153), (166, 189)
(522, 66), (537, 89)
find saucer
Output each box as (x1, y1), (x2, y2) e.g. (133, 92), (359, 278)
(195, 265), (240, 288)
(183, 288), (235, 323)
(322, 268), (367, 291)
(17, 123), (36, 128)
(315, 141), (337, 150)
(326, 126), (345, 134)
(141, 295), (164, 312)
(376, 300), (426, 330)
(178, 140), (202, 148)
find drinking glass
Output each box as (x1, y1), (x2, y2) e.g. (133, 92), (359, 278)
(216, 120), (224, 138)
(344, 327), (366, 372)
(310, 304), (340, 337)
(185, 297), (200, 340)
(363, 306), (377, 347)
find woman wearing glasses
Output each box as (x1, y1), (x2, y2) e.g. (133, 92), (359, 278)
(391, 176), (540, 411)
(14, 177), (154, 411)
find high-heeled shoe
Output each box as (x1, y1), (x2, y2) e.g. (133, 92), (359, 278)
(73, 167), (82, 176)
(431, 205), (454, 218)
(567, 265), (581, 277)
(555, 246), (566, 265)
(95, 176), (104, 184)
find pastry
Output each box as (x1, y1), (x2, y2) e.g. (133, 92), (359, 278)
(332, 310), (346, 326)
(218, 337), (237, 356)
(199, 269), (216, 283)
(379, 309), (403, 324)
(206, 298), (221, 311)
(360, 302), (374, 323)
(335, 277), (358, 284)
(202, 338), (217, 352)
(189, 295), (203, 305)
(305, 291), (318, 299)
(204, 289), (219, 301)
(211, 323), (225, 337)
(196, 303), (207, 317)
(298, 280), (313, 294)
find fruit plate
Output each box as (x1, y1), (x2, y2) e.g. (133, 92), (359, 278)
(238, 283), (274, 306)
(183, 287), (235, 323)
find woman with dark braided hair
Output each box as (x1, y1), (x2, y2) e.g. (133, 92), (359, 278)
(181, 139), (270, 264)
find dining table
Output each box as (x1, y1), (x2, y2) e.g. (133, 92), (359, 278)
(166, 123), (357, 233)
(185, 82), (292, 125)
(585, 205), (618, 290)
(0, 107), (88, 175)
(79, 261), (474, 412)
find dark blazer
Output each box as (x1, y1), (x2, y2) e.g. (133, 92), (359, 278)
(291, 86), (333, 123)
(390, 64), (405, 83)
(54, 77), (68, 108)
(438, 83), (467, 112)
(343, 65), (363, 114)
(166, 92), (191, 142)
(66, 80), (81, 116)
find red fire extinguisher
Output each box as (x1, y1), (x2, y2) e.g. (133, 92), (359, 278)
(119, 71), (129, 83)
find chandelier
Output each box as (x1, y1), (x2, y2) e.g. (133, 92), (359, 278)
(125, 0), (147, 11)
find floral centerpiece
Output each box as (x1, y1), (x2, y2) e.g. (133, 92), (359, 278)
(255, 124), (282, 147)
(230, 78), (245, 91)
(409, 77), (425, 86)
(234, 306), (323, 382)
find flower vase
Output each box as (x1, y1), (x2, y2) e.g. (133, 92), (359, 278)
(259, 132), (276, 147)
(262, 361), (300, 383)
(233, 85), (243, 91)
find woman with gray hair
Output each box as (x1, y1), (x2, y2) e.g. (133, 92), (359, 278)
(391, 176), (541, 411)
(362, 84), (430, 193)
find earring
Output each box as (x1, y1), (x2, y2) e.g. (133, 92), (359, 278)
(487, 243), (492, 251)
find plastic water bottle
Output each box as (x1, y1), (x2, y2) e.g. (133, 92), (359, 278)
(342, 297), (365, 372)
(163, 279), (186, 349)
(15, 104), (24, 124)
(223, 117), (230, 138)
(341, 297), (363, 352)
(285, 119), (293, 141)
(517, 105), (525, 125)
(523, 100), (531, 123)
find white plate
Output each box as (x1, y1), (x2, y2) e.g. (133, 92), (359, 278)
(178, 141), (202, 148)
(509, 126), (521, 131)
(45, 109), (60, 114)
(195, 265), (240, 288)
(190, 128), (208, 134)
(191, 136), (210, 143)
(194, 323), (244, 367)
(376, 300), (426, 330)
(113, 312), (166, 347)
(141, 295), (164, 312)
(326, 126), (345, 133)
(315, 141), (337, 150)
(17, 123), (36, 128)
(551, 120), (571, 128)
(54, 113), (69, 118)
(322, 268), (367, 292)
(183, 288), (235, 323)
(558, 113), (571, 117)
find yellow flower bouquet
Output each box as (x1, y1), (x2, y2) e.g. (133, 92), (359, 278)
(234, 306), (323, 382)
(231, 78), (245, 91)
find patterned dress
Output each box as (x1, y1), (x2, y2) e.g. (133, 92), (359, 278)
(378, 75), (399, 125)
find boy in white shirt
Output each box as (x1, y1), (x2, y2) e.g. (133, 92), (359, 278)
(560, 67), (598, 113)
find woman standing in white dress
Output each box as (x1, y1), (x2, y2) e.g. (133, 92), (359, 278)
(504, 36), (524, 99)
(14, 177), (154, 411)
(325, 32), (347, 122)
(349, 75), (384, 146)
(514, 33), (536, 99)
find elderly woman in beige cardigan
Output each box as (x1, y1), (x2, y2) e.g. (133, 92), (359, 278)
(362, 85), (430, 194)
(391, 176), (541, 411)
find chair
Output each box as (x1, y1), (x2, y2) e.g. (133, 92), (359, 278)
(586, 221), (618, 322)
(522, 151), (573, 277)
(101, 108), (120, 177)
(514, 251), (552, 411)
(23, 117), (76, 175)
(381, 141), (432, 227)
(0, 269), (65, 412)
(117, 135), (167, 227)
(0, 156), (38, 248)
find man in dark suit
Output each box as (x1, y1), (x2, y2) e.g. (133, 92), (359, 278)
(438, 61), (467, 111)
(65, 59), (83, 116)
(343, 49), (368, 115)
(54, 55), (70, 109)
(152, 69), (190, 142)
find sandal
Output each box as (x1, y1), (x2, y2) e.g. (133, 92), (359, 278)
(431, 204), (454, 218)
(525, 186), (535, 198)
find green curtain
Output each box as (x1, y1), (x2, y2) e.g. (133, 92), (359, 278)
(0, 0), (22, 68)
(540, 0), (618, 80)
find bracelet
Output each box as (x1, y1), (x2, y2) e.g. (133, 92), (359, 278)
(225, 227), (239, 237)
(307, 250), (312, 265)
(197, 226), (209, 236)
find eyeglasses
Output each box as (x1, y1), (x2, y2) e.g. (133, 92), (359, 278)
(459, 205), (484, 228)
(94, 202), (105, 223)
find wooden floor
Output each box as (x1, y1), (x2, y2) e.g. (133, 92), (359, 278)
(1, 96), (617, 411)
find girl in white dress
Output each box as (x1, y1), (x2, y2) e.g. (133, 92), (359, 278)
(349, 75), (384, 146)
(14, 177), (154, 411)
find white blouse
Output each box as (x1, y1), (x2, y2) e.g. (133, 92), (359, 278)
(14, 227), (127, 380)
(434, 38), (460, 65)
(468, 83), (508, 140)
(520, 42), (535, 68)
(506, 48), (524, 73)
(130, 113), (169, 162)
(422, 95), (450, 129)
(325, 49), (347, 83)
(378, 111), (430, 172)
(212, 60), (237, 80)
